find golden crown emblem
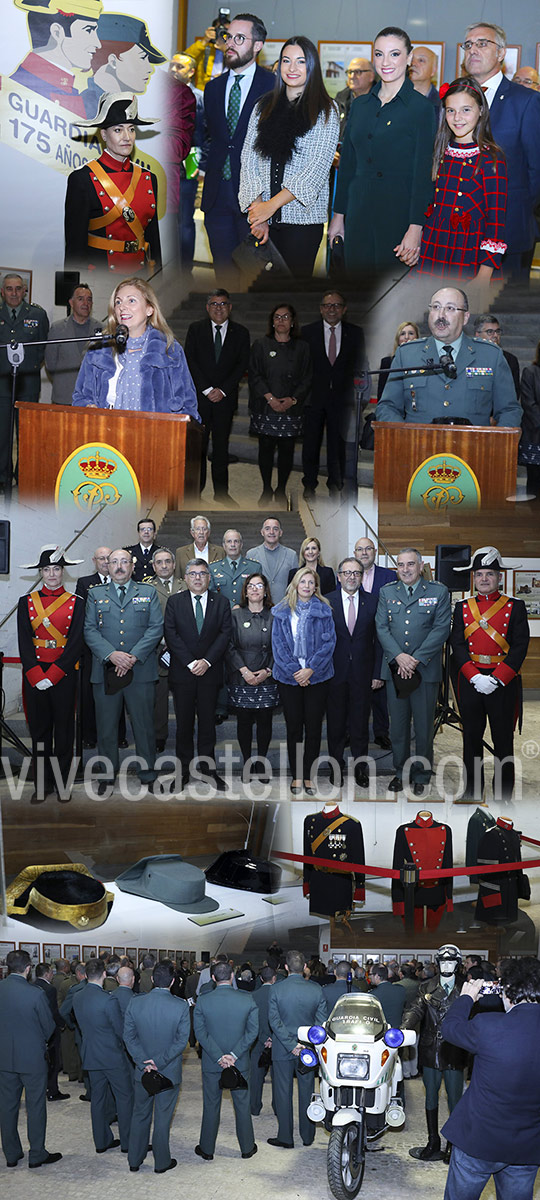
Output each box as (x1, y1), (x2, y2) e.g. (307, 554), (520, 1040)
(427, 460), (461, 485)
(78, 449), (117, 481)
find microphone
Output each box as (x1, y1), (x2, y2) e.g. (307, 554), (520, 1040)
(439, 351), (457, 380)
(115, 324), (129, 350)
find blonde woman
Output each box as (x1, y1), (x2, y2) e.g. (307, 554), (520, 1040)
(377, 320), (420, 398)
(271, 566), (336, 794)
(72, 277), (199, 416)
(287, 537), (336, 595)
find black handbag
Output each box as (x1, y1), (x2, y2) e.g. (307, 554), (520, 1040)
(232, 233), (292, 283)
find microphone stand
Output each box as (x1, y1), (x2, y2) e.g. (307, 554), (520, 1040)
(2, 326), (128, 505)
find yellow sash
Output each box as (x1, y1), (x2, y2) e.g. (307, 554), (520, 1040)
(88, 160), (146, 248)
(30, 589), (72, 648)
(464, 595), (510, 655)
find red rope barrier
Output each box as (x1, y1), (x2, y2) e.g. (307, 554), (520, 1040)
(274, 850), (539, 879)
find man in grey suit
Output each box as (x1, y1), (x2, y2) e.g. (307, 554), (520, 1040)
(84, 547), (163, 795)
(267, 950), (327, 1149)
(72, 958), (133, 1154)
(376, 548), (451, 795)
(250, 965), (276, 1116)
(0, 950), (61, 1169)
(193, 961), (258, 1160)
(376, 287), (521, 427)
(124, 959), (190, 1174)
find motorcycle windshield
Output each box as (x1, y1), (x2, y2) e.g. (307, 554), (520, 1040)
(326, 994), (386, 1041)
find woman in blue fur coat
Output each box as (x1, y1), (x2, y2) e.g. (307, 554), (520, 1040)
(272, 566), (335, 795)
(72, 277), (199, 417)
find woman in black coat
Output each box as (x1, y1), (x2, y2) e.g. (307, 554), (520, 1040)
(248, 302), (312, 506)
(287, 537), (335, 595)
(226, 572), (278, 779)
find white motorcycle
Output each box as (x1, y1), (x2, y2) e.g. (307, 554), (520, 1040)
(298, 992), (416, 1200)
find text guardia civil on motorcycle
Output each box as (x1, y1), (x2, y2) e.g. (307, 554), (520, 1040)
(298, 993), (416, 1199)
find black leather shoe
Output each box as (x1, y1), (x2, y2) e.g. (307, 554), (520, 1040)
(195, 1145), (213, 1161)
(29, 1153), (62, 1167)
(7, 1156), (23, 1167)
(47, 1091), (69, 1100)
(412, 781), (430, 797)
(79, 1093), (91, 1101)
(155, 1159), (177, 1173)
(267, 1138), (294, 1149)
(96, 780), (114, 797)
(242, 1145), (258, 1159)
(374, 734), (392, 751)
(118, 738), (129, 749)
(355, 769), (370, 788)
(96, 1139), (120, 1153)
(130, 1166), (139, 1172)
(388, 776), (403, 792)
(156, 740), (166, 753)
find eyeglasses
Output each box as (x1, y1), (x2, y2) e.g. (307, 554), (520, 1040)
(340, 570), (362, 578)
(346, 68), (371, 75)
(514, 76), (536, 86)
(208, 300), (230, 309)
(429, 303), (467, 315)
(247, 581), (264, 589)
(274, 312), (292, 320)
(321, 301), (345, 310)
(461, 39), (499, 51)
(224, 33), (253, 46)
(186, 570), (209, 579)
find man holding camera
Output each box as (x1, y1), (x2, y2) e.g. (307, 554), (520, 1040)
(441, 958), (540, 1200)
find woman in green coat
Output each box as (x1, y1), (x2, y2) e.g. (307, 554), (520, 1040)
(329, 26), (436, 276)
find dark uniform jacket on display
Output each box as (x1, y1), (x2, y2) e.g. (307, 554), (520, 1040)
(64, 150), (161, 272)
(402, 976), (468, 1072)
(465, 807), (496, 867)
(303, 808), (365, 917)
(474, 818), (529, 925)
(392, 814), (453, 915)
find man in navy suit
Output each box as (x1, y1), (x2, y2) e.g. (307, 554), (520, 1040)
(33, 963), (68, 1102)
(0, 950), (60, 1169)
(267, 950), (326, 1149)
(250, 965), (276, 1116)
(322, 961), (352, 1017)
(327, 558), (382, 788)
(201, 13), (273, 274)
(164, 558), (232, 792)
(441, 958), (540, 1199)
(301, 291), (367, 498)
(462, 22), (540, 278)
(354, 537), (396, 750)
(124, 519), (161, 582)
(124, 959), (190, 1174)
(193, 961), (258, 1160)
(72, 958), (133, 1154)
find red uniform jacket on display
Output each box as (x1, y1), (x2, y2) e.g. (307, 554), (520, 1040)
(391, 813), (453, 917)
(65, 150), (161, 273)
(475, 817), (530, 925)
(303, 808), (365, 918)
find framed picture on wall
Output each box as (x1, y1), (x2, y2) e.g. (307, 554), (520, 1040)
(98, 946), (112, 958)
(148, 948), (158, 959)
(43, 943), (61, 963)
(113, 946), (125, 958)
(514, 572), (540, 616)
(0, 266), (32, 300)
(82, 946), (98, 960)
(126, 948), (137, 962)
(411, 42), (445, 90)
(19, 942), (40, 962)
(0, 942), (16, 965)
(258, 40), (284, 72)
(455, 43), (521, 80)
(318, 42), (373, 98)
(64, 944), (80, 961)
(138, 949), (148, 965)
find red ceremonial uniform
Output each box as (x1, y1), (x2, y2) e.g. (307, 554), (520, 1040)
(64, 150), (161, 273)
(17, 585), (84, 798)
(392, 813), (453, 930)
(418, 144), (507, 277)
(450, 591), (530, 799)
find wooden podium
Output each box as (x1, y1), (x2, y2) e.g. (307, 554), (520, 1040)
(373, 422), (520, 506)
(17, 403), (203, 510)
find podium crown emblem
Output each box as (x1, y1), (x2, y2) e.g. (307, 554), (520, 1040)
(427, 460), (461, 485)
(78, 449), (117, 481)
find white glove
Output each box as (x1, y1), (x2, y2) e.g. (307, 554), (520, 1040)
(471, 673), (498, 695)
(35, 678), (54, 690)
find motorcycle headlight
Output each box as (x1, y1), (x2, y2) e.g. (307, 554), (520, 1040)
(337, 1053), (371, 1081)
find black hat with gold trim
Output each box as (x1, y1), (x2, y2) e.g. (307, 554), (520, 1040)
(6, 865), (113, 930)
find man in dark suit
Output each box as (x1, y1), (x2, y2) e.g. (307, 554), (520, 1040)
(473, 314), (520, 398)
(441, 958), (540, 1196)
(125, 519), (161, 582)
(72, 958), (133, 1154)
(322, 961), (352, 1017)
(149, 548), (186, 752)
(76, 545), (111, 748)
(462, 22), (540, 278)
(33, 963), (68, 1102)
(124, 959), (190, 1174)
(301, 291), (367, 497)
(370, 964), (406, 1027)
(193, 960), (258, 1160)
(185, 290), (250, 504)
(267, 950), (327, 1149)
(201, 13), (273, 274)
(327, 558), (382, 789)
(0, 950), (61, 1169)
(354, 537), (396, 750)
(164, 558), (232, 792)
(0, 273), (49, 489)
(250, 965), (276, 1116)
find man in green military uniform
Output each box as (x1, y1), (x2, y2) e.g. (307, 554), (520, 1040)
(0, 273), (49, 488)
(375, 548), (451, 796)
(193, 960), (258, 1160)
(84, 548), (163, 795)
(208, 529), (262, 606)
(267, 950), (327, 1149)
(376, 286), (521, 427)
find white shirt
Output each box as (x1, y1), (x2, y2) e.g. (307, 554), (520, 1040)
(482, 70), (504, 108)
(323, 320), (342, 358)
(193, 543), (210, 562)
(203, 320), (229, 398)
(188, 589), (210, 670)
(224, 59), (256, 115)
(341, 589), (359, 623)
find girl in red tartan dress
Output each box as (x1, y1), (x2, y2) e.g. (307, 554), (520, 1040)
(418, 76), (507, 282)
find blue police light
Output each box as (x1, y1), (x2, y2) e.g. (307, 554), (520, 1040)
(384, 1028), (405, 1048)
(300, 1047), (319, 1069)
(307, 1025), (327, 1045)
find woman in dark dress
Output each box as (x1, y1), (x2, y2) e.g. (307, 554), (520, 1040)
(227, 572), (278, 780)
(287, 537), (335, 595)
(248, 302), (312, 506)
(328, 27), (436, 276)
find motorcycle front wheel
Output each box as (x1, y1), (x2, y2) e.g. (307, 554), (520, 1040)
(327, 1121), (366, 1200)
